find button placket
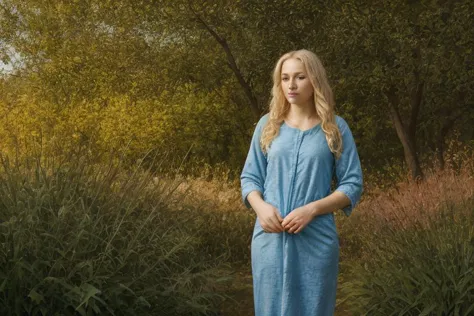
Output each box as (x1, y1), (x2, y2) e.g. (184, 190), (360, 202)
(286, 131), (304, 216)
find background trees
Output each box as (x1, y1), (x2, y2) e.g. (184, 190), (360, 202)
(0, 0), (472, 180)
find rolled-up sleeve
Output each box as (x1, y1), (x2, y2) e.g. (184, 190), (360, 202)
(334, 117), (364, 216)
(240, 115), (268, 209)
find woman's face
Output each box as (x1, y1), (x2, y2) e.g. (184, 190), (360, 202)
(280, 58), (314, 107)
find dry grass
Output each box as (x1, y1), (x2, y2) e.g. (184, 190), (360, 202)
(164, 145), (474, 234)
(169, 148), (474, 224)
(152, 147), (474, 315)
(170, 176), (246, 213)
(354, 150), (474, 230)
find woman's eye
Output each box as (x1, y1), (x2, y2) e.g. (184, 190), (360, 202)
(282, 78), (289, 81)
(298, 76), (305, 80)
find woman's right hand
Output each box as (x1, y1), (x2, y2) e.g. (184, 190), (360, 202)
(247, 191), (284, 233)
(254, 201), (284, 233)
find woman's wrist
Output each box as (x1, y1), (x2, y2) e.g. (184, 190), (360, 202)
(306, 201), (322, 218)
(248, 191), (265, 210)
(308, 192), (349, 217)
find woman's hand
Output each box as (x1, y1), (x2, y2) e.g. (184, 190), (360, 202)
(282, 205), (316, 234)
(254, 201), (284, 233)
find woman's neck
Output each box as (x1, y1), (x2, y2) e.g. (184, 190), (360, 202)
(286, 103), (319, 123)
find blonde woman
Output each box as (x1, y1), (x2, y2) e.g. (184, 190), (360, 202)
(240, 49), (363, 315)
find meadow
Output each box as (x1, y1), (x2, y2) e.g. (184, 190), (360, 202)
(0, 144), (472, 315)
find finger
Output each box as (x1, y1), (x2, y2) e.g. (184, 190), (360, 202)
(272, 223), (283, 233)
(263, 219), (279, 233)
(289, 219), (302, 232)
(294, 224), (306, 234)
(265, 226), (276, 233)
(270, 216), (284, 232)
(282, 217), (296, 230)
(275, 211), (283, 223)
(261, 220), (274, 233)
(281, 215), (293, 227)
(267, 226), (281, 233)
(287, 222), (299, 234)
(261, 216), (277, 233)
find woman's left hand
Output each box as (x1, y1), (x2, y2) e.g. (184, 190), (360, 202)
(282, 205), (316, 234)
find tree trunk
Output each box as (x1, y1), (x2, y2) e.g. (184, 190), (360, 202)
(385, 86), (424, 181)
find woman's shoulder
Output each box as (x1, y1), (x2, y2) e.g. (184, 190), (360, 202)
(259, 113), (270, 124)
(255, 113), (270, 130)
(335, 114), (351, 131)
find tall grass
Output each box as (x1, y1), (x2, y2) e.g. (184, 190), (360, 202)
(336, 149), (474, 315)
(338, 197), (474, 315)
(169, 147), (474, 315)
(336, 149), (474, 262)
(170, 176), (254, 265)
(0, 152), (238, 315)
(6, 143), (469, 315)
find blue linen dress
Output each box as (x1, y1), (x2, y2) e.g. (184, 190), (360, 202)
(240, 113), (363, 316)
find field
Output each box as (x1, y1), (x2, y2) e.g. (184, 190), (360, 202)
(0, 150), (472, 315)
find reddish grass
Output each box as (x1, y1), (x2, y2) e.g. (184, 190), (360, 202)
(354, 150), (473, 230)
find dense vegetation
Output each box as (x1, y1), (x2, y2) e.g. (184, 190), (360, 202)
(0, 152), (255, 315)
(1, 0), (472, 180)
(0, 149), (472, 315)
(0, 0), (473, 315)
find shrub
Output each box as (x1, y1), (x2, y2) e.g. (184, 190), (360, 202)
(0, 152), (232, 315)
(339, 197), (474, 315)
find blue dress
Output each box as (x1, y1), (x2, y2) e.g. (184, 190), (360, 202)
(240, 114), (363, 316)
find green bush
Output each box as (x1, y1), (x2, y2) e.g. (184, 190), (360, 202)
(339, 198), (474, 315)
(0, 152), (233, 315)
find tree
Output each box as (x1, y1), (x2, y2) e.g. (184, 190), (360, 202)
(323, 0), (474, 179)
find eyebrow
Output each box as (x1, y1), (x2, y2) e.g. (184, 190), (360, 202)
(281, 72), (305, 76)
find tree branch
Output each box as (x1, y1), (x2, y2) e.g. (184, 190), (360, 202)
(187, 2), (260, 118)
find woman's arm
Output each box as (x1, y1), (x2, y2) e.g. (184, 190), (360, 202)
(332, 117), (364, 217)
(247, 191), (284, 233)
(240, 115), (284, 233)
(240, 116), (268, 208)
(305, 191), (351, 217)
(282, 192), (350, 234)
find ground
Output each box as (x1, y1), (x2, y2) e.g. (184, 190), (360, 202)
(220, 267), (353, 316)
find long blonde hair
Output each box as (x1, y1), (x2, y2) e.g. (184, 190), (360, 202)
(260, 49), (343, 159)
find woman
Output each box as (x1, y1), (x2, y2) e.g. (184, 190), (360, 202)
(240, 49), (363, 315)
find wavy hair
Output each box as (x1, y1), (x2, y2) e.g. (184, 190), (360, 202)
(260, 49), (343, 159)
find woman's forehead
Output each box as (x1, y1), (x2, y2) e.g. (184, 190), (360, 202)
(281, 58), (305, 74)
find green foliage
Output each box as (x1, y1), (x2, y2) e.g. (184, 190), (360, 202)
(1, 0), (473, 179)
(339, 198), (474, 315)
(0, 84), (253, 177)
(0, 152), (236, 315)
(322, 0), (474, 173)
